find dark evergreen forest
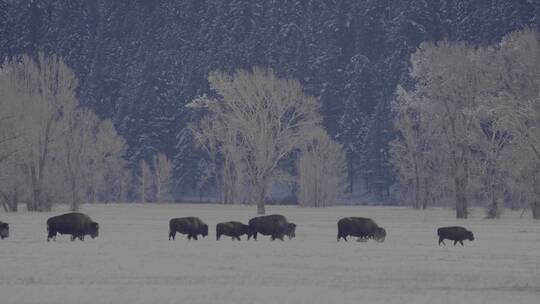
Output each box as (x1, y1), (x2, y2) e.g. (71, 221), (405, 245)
(1, 0), (539, 201)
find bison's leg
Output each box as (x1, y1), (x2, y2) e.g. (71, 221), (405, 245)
(47, 230), (56, 242)
(80, 235), (85, 241)
(453, 240), (458, 246)
(236, 236), (241, 241)
(216, 234), (221, 241)
(192, 235), (198, 240)
(70, 235), (76, 241)
(438, 238), (445, 245)
(459, 240), (464, 246)
(169, 231), (175, 240)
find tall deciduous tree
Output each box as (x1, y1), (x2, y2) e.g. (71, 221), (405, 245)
(297, 129), (346, 207)
(404, 41), (490, 218)
(494, 29), (540, 219)
(188, 67), (322, 214)
(1, 53), (77, 211)
(153, 153), (173, 203)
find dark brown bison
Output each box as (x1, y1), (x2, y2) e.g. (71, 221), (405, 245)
(47, 213), (99, 241)
(0, 221), (9, 239)
(169, 217), (208, 240)
(247, 214), (296, 241)
(337, 217), (386, 242)
(437, 226), (474, 246)
(216, 221), (249, 240)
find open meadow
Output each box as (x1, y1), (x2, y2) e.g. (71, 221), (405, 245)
(1, 204), (539, 304)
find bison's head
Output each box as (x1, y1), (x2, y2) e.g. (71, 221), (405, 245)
(286, 223), (296, 240)
(247, 225), (257, 240)
(467, 230), (474, 241)
(239, 224), (249, 235)
(89, 222), (99, 239)
(0, 223), (9, 239)
(201, 224), (208, 237)
(373, 227), (386, 243)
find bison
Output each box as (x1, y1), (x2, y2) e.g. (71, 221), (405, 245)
(47, 213), (99, 242)
(337, 217), (386, 242)
(169, 217), (208, 240)
(216, 221), (249, 240)
(437, 226), (474, 246)
(0, 221), (9, 239)
(247, 214), (296, 241)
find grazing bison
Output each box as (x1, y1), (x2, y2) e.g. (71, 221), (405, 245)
(47, 213), (99, 242)
(247, 214), (296, 241)
(169, 217), (208, 240)
(337, 217), (386, 242)
(437, 226), (474, 246)
(216, 221), (249, 240)
(0, 221), (9, 239)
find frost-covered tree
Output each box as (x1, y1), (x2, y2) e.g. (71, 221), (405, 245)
(390, 86), (449, 209)
(0, 53), (128, 210)
(153, 153), (173, 203)
(139, 160), (153, 203)
(190, 115), (242, 205)
(297, 129), (346, 207)
(493, 29), (540, 219)
(188, 67), (322, 214)
(0, 54), (78, 211)
(403, 41), (491, 218)
(62, 108), (100, 211)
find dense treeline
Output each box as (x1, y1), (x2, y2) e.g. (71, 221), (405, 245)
(391, 29), (540, 219)
(1, 0), (539, 202)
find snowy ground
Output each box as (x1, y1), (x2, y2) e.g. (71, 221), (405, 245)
(1, 204), (539, 304)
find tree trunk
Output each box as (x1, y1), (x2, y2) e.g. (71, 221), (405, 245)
(255, 180), (267, 215)
(455, 177), (468, 219)
(532, 201), (540, 219)
(257, 201), (265, 215)
(486, 176), (500, 219)
(347, 157), (354, 194)
(413, 160), (420, 209)
(422, 177), (430, 209)
(70, 177), (79, 211)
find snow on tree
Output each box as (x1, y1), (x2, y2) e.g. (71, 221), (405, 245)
(188, 67), (322, 214)
(152, 153), (173, 203)
(0, 53), (128, 211)
(297, 129), (346, 207)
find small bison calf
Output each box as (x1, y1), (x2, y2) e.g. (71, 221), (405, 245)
(216, 221), (249, 240)
(169, 217), (208, 240)
(437, 226), (474, 246)
(0, 221), (9, 239)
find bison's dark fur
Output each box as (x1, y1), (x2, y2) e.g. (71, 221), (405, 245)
(437, 226), (474, 246)
(337, 217), (386, 242)
(0, 221), (9, 239)
(169, 217), (208, 240)
(47, 213), (99, 241)
(247, 214), (296, 241)
(216, 221), (249, 240)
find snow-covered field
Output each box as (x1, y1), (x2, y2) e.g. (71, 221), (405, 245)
(1, 204), (539, 304)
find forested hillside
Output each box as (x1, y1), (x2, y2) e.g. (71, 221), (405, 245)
(1, 0), (538, 200)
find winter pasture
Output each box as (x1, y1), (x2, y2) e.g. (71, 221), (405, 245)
(0, 204), (539, 304)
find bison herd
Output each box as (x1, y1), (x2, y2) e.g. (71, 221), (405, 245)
(0, 212), (475, 246)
